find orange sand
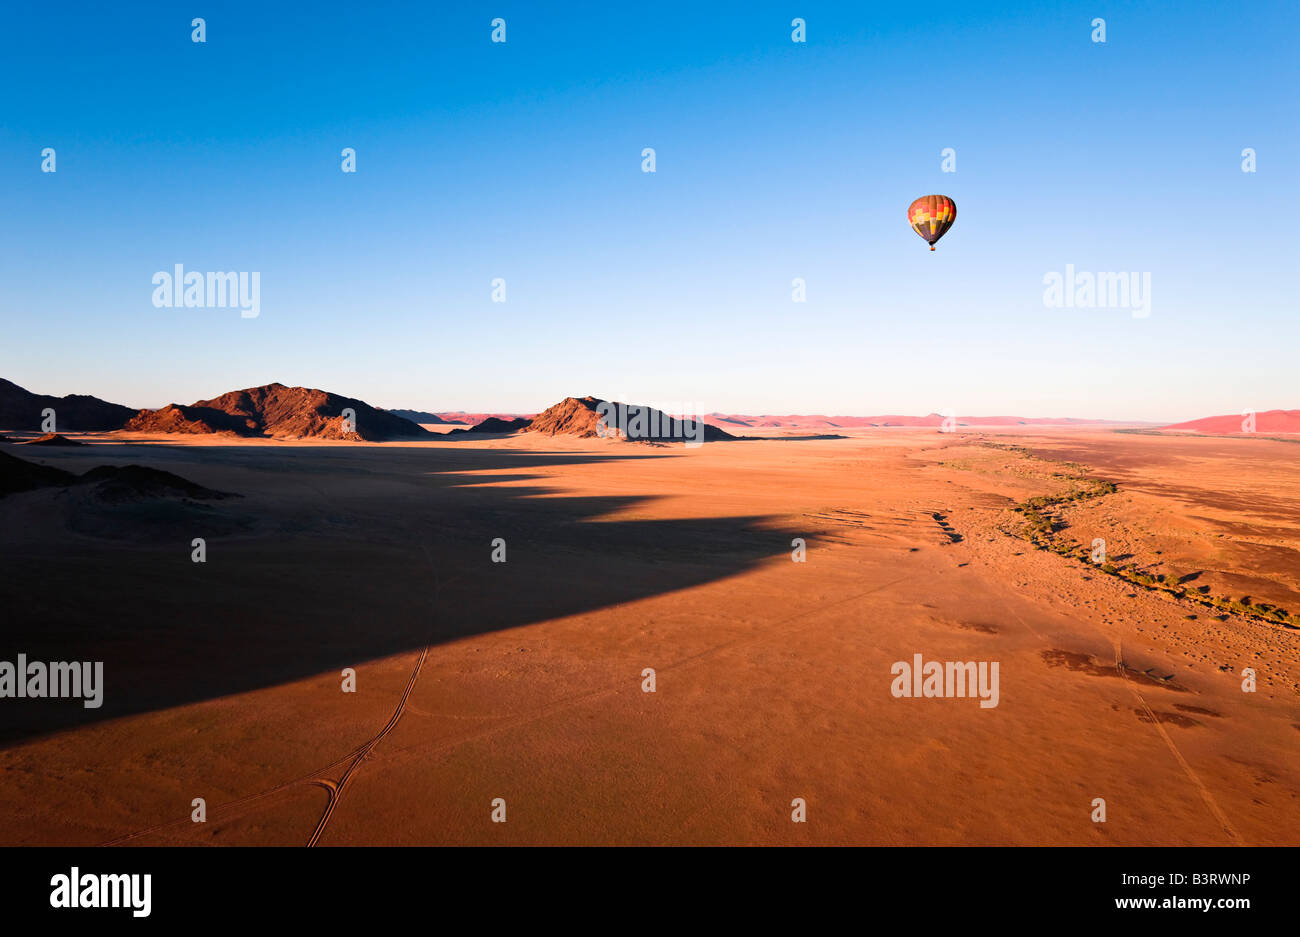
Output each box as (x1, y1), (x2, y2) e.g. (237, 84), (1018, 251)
(0, 429), (1295, 845)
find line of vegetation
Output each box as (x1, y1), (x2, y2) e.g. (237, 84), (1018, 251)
(1112, 428), (1300, 445)
(1004, 466), (1299, 630)
(936, 439), (1300, 628)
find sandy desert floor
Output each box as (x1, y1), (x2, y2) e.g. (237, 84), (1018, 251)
(0, 428), (1296, 845)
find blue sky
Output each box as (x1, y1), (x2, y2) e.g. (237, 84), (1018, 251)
(1, 1), (1295, 421)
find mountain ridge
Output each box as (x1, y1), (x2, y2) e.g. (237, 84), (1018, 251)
(0, 378), (136, 432)
(125, 383), (431, 441)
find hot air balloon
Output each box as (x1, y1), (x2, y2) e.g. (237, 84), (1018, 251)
(908, 195), (956, 251)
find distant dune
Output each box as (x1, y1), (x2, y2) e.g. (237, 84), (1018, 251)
(0, 378), (135, 432)
(705, 412), (1135, 430)
(1163, 409), (1300, 435)
(126, 383), (431, 441)
(428, 411), (535, 426)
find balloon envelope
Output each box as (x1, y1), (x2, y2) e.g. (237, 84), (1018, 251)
(908, 195), (956, 250)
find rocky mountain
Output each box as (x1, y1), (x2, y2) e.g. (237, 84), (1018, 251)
(125, 383), (431, 441)
(528, 396), (734, 441)
(388, 409), (458, 425)
(0, 378), (136, 432)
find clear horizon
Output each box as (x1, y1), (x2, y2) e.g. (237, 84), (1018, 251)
(0, 373), (1266, 425)
(2, 1), (1296, 423)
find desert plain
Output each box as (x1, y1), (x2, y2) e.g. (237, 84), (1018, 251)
(0, 426), (1297, 845)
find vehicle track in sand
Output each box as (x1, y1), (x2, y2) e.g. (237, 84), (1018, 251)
(993, 522), (1243, 845)
(305, 643), (429, 846)
(1112, 640), (1242, 845)
(104, 549), (453, 847)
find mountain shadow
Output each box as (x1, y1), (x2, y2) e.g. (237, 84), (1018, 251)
(0, 441), (797, 746)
